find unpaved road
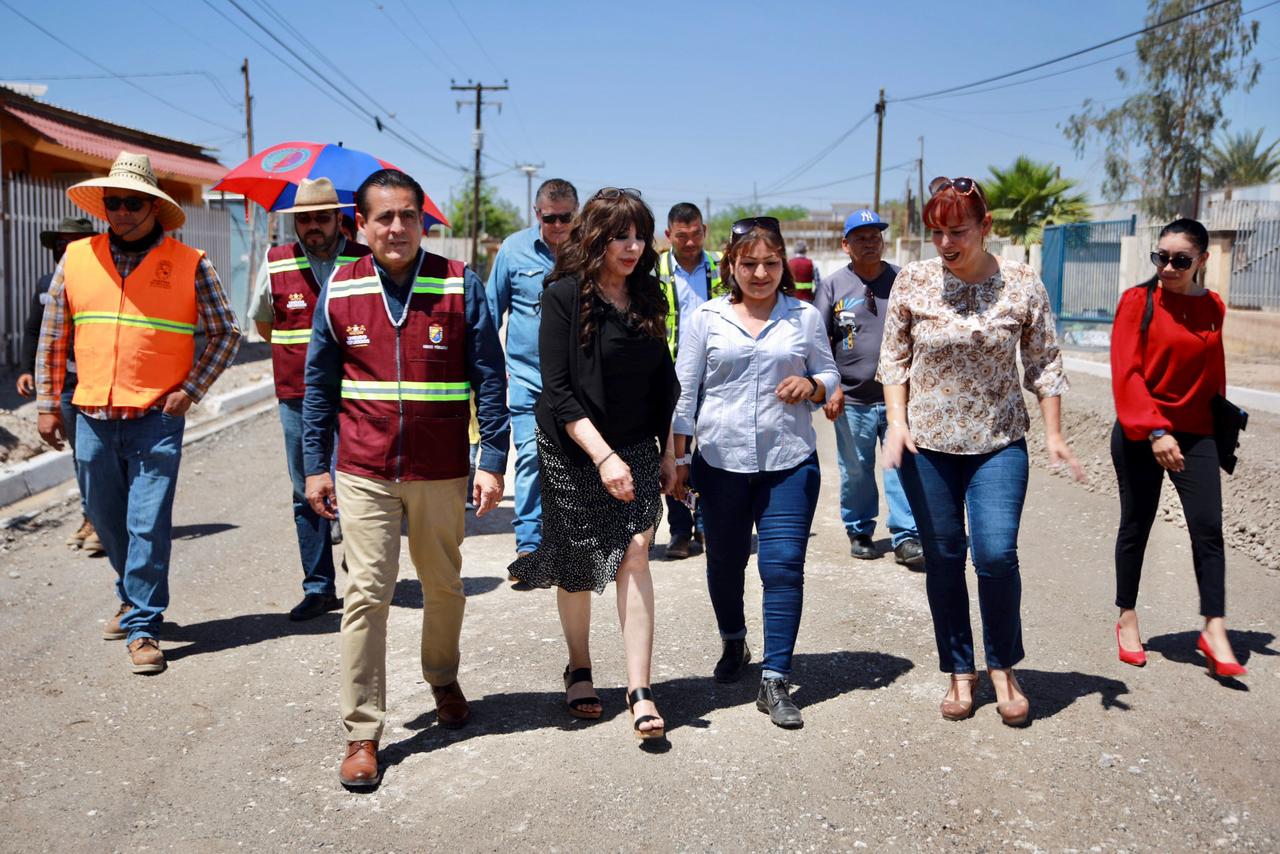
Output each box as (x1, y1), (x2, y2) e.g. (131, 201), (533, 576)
(0, 369), (1276, 852)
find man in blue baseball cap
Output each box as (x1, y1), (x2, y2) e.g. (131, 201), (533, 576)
(813, 209), (923, 568)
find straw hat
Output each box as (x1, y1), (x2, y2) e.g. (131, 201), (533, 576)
(277, 177), (354, 214)
(39, 216), (96, 249)
(67, 152), (185, 231)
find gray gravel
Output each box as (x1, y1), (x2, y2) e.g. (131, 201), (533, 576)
(0, 369), (1276, 852)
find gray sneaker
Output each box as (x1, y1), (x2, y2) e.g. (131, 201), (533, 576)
(894, 538), (926, 570)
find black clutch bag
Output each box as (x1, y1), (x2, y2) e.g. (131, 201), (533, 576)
(1210, 394), (1248, 475)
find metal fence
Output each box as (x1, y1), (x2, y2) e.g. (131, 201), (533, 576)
(1, 173), (234, 365)
(1041, 218), (1136, 325)
(1230, 217), (1280, 310)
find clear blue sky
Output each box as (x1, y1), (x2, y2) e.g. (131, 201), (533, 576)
(3, 0), (1279, 225)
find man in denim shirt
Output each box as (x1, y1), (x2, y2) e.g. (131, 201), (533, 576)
(813, 210), (923, 568)
(485, 179), (578, 575)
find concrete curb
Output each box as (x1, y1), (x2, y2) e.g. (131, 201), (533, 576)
(1064, 356), (1280, 415)
(0, 378), (276, 511)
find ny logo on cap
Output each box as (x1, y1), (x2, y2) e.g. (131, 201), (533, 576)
(860, 211), (875, 222)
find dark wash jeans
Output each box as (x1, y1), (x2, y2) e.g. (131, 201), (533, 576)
(695, 452), (820, 679)
(279, 399), (336, 596)
(898, 439), (1028, 673)
(1111, 422), (1225, 616)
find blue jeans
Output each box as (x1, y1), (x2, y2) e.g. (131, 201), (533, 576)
(510, 384), (542, 553)
(279, 400), (336, 596)
(60, 374), (86, 515)
(76, 411), (185, 644)
(696, 453), (820, 680)
(897, 439), (1028, 673)
(833, 401), (917, 545)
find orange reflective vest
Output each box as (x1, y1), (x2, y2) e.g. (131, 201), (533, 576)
(62, 234), (201, 409)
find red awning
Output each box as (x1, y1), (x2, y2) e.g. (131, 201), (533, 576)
(5, 105), (227, 184)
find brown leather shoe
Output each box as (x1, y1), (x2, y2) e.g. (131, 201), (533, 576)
(66, 517), (92, 548)
(127, 637), (166, 674)
(431, 681), (470, 729)
(103, 602), (132, 640)
(82, 526), (104, 556)
(338, 740), (380, 788)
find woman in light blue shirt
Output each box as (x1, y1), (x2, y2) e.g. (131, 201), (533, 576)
(672, 217), (839, 729)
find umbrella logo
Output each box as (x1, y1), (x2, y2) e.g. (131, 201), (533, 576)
(261, 147), (312, 174)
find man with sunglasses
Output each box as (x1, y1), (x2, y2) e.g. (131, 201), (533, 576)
(248, 177), (372, 621)
(36, 152), (241, 674)
(813, 209), (922, 568)
(655, 202), (725, 560)
(485, 178), (578, 581)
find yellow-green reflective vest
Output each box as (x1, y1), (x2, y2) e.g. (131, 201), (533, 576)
(657, 249), (725, 359)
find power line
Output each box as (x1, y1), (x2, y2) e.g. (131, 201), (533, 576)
(1, 70), (243, 110)
(759, 111), (876, 195)
(891, 0), (1275, 103)
(0, 1), (242, 134)
(759, 159), (916, 200)
(392, 0), (466, 77)
(446, 0), (505, 78)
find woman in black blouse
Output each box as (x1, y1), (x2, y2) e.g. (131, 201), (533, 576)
(509, 188), (679, 740)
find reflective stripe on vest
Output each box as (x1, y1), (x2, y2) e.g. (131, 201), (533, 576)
(267, 241), (371, 399)
(340, 379), (471, 402)
(62, 234), (201, 409)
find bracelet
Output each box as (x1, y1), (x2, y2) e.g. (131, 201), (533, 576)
(806, 376), (819, 396)
(595, 450), (617, 470)
(674, 454), (693, 466)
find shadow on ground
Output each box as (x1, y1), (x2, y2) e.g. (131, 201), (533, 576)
(392, 576), (504, 607)
(1145, 629), (1275, 691)
(464, 505), (515, 537)
(377, 649), (914, 776)
(172, 522), (239, 540)
(162, 611), (340, 661)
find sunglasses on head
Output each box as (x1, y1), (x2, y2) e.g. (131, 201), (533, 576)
(539, 211), (573, 224)
(928, 176), (984, 199)
(294, 212), (334, 225)
(1150, 250), (1197, 270)
(730, 216), (782, 243)
(591, 187), (642, 202)
(103, 195), (150, 213)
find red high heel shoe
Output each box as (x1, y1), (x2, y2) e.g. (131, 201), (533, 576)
(1116, 622), (1146, 667)
(1197, 633), (1247, 678)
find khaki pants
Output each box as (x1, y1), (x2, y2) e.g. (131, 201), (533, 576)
(336, 471), (467, 742)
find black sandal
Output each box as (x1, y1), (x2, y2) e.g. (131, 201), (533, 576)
(563, 665), (601, 720)
(627, 687), (665, 740)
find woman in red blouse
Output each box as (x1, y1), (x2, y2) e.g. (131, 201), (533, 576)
(1110, 218), (1245, 678)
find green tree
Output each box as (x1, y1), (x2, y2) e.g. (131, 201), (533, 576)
(1203, 128), (1280, 188)
(981, 156), (1090, 246)
(1064, 0), (1261, 218)
(446, 183), (523, 241)
(707, 203), (809, 246)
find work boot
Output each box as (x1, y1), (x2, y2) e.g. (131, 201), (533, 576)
(849, 533), (876, 560)
(82, 527), (105, 556)
(288, 592), (342, 621)
(103, 602), (132, 640)
(756, 677), (803, 729)
(713, 639), (752, 683)
(66, 517), (93, 548)
(431, 681), (471, 729)
(666, 535), (693, 560)
(339, 740), (380, 788)
(128, 637), (166, 674)
(894, 538), (925, 570)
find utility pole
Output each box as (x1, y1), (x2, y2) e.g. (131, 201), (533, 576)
(452, 79), (508, 269)
(517, 162), (543, 227)
(241, 58), (260, 321)
(873, 88), (886, 211)
(918, 135), (926, 242)
(705, 196), (711, 222)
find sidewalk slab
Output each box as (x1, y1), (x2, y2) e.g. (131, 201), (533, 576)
(1064, 356), (1280, 415)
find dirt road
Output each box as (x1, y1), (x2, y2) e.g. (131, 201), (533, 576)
(0, 369), (1276, 852)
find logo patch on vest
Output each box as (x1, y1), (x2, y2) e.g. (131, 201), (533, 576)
(345, 324), (370, 347)
(150, 260), (173, 289)
(428, 324), (444, 344)
(286, 292), (308, 310)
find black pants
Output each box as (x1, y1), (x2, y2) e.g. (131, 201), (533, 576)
(1111, 422), (1225, 617)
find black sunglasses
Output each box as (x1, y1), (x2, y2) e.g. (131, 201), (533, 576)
(730, 216), (782, 243)
(591, 187), (642, 201)
(863, 285), (877, 316)
(928, 176), (984, 199)
(103, 195), (150, 213)
(1150, 250), (1197, 271)
(294, 212), (334, 225)
(539, 211), (573, 224)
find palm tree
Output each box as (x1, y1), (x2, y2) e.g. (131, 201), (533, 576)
(1202, 128), (1280, 189)
(980, 157), (1090, 246)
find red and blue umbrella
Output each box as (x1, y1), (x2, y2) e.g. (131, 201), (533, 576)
(212, 140), (450, 229)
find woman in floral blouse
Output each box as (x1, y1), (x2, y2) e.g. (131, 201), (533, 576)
(878, 176), (1084, 727)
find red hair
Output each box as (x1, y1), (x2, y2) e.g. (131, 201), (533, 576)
(923, 185), (988, 230)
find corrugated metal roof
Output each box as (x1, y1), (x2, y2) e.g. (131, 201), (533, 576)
(5, 105), (226, 184)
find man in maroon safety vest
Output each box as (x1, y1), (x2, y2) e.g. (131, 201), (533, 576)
(787, 238), (821, 302)
(302, 169), (509, 790)
(250, 177), (371, 622)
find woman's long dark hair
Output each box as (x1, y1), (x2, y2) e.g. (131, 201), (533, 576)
(1139, 217), (1209, 338)
(546, 191), (665, 350)
(721, 226), (796, 303)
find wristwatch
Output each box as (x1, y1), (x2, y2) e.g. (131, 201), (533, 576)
(1148, 429), (1168, 442)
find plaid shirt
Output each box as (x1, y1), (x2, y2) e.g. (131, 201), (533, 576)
(36, 231), (241, 420)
